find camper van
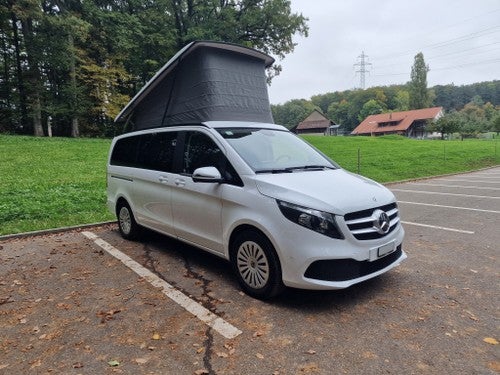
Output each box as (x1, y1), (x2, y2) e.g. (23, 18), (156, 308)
(107, 41), (406, 299)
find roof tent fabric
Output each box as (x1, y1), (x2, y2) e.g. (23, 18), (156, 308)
(115, 41), (275, 130)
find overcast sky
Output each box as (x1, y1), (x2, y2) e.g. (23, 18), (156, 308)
(268, 0), (500, 104)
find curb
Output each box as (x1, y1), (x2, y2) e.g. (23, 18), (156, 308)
(383, 164), (500, 186)
(0, 221), (117, 242)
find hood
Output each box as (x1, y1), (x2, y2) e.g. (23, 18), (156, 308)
(254, 169), (395, 215)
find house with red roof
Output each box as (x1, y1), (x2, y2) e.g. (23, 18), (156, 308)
(351, 107), (443, 138)
(295, 109), (339, 135)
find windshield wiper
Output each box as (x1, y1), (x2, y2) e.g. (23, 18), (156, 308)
(285, 165), (335, 171)
(255, 168), (294, 174)
(255, 165), (335, 174)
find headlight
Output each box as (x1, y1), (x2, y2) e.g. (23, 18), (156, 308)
(277, 200), (344, 239)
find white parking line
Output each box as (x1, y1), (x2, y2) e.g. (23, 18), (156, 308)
(407, 183), (500, 191)
(82, 231), (242, 339)
(401, 221), (474, 234)
(398, 201), (500, 214)
(392, 189), (500, 199)
(439, 178), (500, 184)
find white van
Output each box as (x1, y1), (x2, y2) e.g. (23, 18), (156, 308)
(107, 121), (406, 299)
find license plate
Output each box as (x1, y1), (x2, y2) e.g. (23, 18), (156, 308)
(377, 242), (395, 258)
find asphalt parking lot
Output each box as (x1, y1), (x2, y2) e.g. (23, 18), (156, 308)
(1, 167), (499, 374)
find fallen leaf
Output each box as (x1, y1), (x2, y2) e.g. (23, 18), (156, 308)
(108, 360), (120, 367)
(483, 337), (499, 345)
(196, 347), (204, 354)
(256, 353), (264, 359)
(135, 358), (148, 364)
(194, 369), (209, 375)
(253, 331), (264, 338)
(216, 352), (228, 358)
(97, 309), (121, 323)
(305, 350), (316, 355)
(152, 333), (161, 340)
(488, 361), (500, 371)
(30, 359), (42, 369)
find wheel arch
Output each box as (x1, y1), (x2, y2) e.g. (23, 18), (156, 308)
(228, 224), (281, 266)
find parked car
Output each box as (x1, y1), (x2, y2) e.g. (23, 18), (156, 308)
(107, 121), (406, 299)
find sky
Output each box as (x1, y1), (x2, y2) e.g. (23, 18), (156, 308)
(268, 0), (500, 104)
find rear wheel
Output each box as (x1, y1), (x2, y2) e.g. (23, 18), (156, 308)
(231, 230), (284, 300)
(116, 201), (141, 240)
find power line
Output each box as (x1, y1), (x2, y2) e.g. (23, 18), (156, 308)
(372, 57), (500, 78)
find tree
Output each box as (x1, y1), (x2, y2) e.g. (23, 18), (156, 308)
(358, 99), (383, 122)
(393, 90), (410, 111)
(168, 0), (308, 79)
(428, 113), (460, 140)
(327, 100), (350, 129)
(492, 115), (500, 135)
(409, 52), (430, 110)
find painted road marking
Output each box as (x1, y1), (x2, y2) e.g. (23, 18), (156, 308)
(438, 178), (500, 184)
(398, 201), (500, 214)
(407, 183), (500, 191)
(82, 231), (242, 339)
(401, 221), (474, 234)
(392, 189), (500, 199)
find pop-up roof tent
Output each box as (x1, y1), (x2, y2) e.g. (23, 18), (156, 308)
(115, 41), (275, 131)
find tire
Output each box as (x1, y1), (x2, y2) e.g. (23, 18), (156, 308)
(116, 201), (141, 240)
(231, 230), (284, 300)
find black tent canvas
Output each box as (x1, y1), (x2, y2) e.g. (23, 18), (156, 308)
(115, 41), (275, 130)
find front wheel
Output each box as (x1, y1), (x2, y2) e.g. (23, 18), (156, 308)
(231, 230), (284, 300)
(116, 201), (141, 240)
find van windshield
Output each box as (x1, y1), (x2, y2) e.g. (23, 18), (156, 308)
(217, 128), (338, 173)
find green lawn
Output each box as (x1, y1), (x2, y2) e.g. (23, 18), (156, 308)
(304, 135), (499, 182)
(0, 134), (498, 236)
(0, 135), (114, 235)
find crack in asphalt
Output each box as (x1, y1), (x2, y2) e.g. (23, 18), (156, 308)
(182, 254), (217, 375)
(142, 244), (169, 281)
(141, 244), (219, 374)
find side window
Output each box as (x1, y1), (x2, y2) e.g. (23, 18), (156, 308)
(182, 131), (243, 186)
(136, 131), (177, 172)
(110, 136), (139, 167)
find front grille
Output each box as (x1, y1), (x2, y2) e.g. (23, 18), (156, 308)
(344, 202), (400, 240)
(304, 246), (403, 282)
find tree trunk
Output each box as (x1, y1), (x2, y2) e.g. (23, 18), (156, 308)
(32, 94), (44, 136)
(71, 117), (80, 137)
(68, 33), (79, 137)
(11, 13), (29, 131)
(20, 18), (44, 137)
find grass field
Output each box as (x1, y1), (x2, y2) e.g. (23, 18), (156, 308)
(1, 134), (498, 236)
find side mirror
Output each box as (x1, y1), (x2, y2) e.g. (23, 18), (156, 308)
(192, 166), (223, 183)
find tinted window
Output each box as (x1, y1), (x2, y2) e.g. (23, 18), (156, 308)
(110, 136), (139, 166)
(111, 132), (177, 172)
(136, 132), (177, 172)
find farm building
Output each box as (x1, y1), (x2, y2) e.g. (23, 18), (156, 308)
(295, 110), (339, 135)
(351, 107), (443, 138)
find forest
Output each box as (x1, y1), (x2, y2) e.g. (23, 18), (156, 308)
(0, 0), (307, 137)
(271, 80), (500, 136)
(1, 1), (498, 138)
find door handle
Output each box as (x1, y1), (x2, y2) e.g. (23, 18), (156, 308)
(158, 176), (168, 183)
(174, 178), (186, 187)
